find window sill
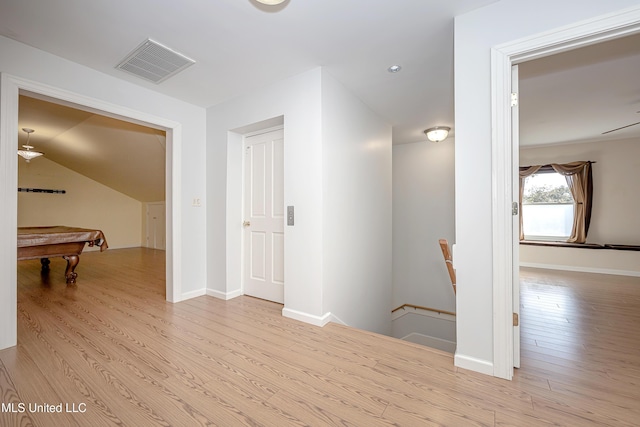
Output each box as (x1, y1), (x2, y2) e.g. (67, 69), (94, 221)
(520, 241), (640, 251)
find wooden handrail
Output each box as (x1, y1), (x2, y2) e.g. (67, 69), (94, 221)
(392, 304), (456, 317)
(439, 239), (456, 294)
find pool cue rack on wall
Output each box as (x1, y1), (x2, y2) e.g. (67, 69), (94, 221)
(18, 188), (66, 194)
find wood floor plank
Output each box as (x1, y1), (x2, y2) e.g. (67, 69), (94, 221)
(5, 250), (640, 426)
(530, 395), (638, 427)
(328, 363), (503, 424)
(266, 387), (394, 427)
(0, 356), (37, 427)
(26, 291), (262, 427)
(13, 307), (131, 426)
(383, 401), (495, 426)
(220, 343), (388, 418)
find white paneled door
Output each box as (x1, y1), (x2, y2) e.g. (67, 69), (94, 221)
(243, 129), (284, 304)
(146, 202), (166, 250)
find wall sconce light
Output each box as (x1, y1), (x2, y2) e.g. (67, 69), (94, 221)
(424, 126), (450, 142)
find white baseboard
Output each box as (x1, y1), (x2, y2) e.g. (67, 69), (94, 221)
(329, 313), (348, 326)
(454, 352), (494, 376)
(206, 288), (243, 300)
(282, 308), (332, 327)
(520, 262), (640, 277)
(402, 333), (456, 353)
(179, 288), (207, 301)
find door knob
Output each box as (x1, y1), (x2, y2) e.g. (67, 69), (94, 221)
(243, 221), (251, 227)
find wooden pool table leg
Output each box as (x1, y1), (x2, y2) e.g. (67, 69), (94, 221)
(62, 255), (79, 284)
(40, 258), (51, 272)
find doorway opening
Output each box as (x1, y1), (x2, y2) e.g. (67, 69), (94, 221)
(1, 74), (180, 350)
(490, 8), (640, 380)
(515, 31), (640, 375)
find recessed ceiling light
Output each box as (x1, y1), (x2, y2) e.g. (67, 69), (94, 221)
(387, 65), (402, 73)
(256, 0), (286, 4)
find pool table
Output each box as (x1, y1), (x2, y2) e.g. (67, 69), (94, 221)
(18, 226), (108, 284)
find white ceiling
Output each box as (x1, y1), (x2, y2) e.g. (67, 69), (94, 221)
(4, 0), (640, 202)
(519, 32), (640, 147)
(0, 0), (500, 145)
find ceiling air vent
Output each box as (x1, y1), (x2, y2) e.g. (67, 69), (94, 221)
(116, 39), (195, 84)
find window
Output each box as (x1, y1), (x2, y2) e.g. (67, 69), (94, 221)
(522, 172), (574, 240)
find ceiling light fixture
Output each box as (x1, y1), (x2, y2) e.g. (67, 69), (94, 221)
(387, 65), (402, 73)
(424, 126), (451, 142)
(255, 0), (286, 4)
(17, 128), (44, 162)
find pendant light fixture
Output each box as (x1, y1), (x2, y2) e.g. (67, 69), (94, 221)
(255, 0), (286, 4)
(17, 128), (44, 162)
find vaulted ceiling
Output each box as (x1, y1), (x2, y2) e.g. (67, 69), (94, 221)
(18, 95), (166, 202)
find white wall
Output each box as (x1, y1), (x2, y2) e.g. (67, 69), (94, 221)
(207, 68), (325, 321)
(520, 246), (640, 276)
(18, 157), (142, 249)
(0, 35), (206, 349)
(392, 140), (456, 313)
(207, 68), (393, 332)
(454, 0), (640, 374)
(321, 70), (392, 335)
(392, 311), (456, 353)
(520, 137), (640, 275)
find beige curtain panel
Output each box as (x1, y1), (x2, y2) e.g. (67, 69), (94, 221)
(519, 165), (542, 241)
(519, 161), (593, 243)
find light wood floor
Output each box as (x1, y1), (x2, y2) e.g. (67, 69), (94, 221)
(2, 249), (640, 426)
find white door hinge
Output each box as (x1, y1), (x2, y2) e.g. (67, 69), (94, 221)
(512, 202), (519, 216)
(510, 92), (518, 107)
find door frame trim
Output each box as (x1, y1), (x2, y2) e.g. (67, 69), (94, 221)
(490, 5), (640, 380)
(1, 73), (181, 349)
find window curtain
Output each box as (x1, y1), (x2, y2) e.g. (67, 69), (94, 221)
(550, 161), (593, 243)
(518, 165), (542, 240)
(518, 161), (593, 243)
